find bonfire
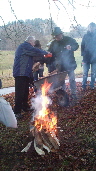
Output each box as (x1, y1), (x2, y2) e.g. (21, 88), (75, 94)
(21, 80), (60, 155)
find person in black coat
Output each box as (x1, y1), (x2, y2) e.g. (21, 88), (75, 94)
(81, 22), (96, 90)
(47, 27), (79, 99)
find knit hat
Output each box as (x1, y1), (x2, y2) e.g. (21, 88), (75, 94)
(52, 27), (63, 36)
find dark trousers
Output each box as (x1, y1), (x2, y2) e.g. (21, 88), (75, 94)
(14, 76), (30, 114)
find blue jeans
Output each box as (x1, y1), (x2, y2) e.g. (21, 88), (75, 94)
(62, 70), (76, 95)
(82, 63), (96, 89)
(68, 70), (76, 95)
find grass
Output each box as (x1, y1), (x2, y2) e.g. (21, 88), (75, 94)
(0, 51), (14, 70)
(0, 51), (15, 88)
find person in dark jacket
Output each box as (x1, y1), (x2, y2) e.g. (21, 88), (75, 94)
(47, 27), (79, 99)
(33, 40), (44, 81)
(13, 36), (50, 119)
(81, 22), (96, 90)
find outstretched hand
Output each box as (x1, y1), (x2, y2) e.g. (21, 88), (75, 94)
(44, 52), (52, 58)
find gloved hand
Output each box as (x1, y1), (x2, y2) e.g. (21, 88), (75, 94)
(44, 53), (52, 58)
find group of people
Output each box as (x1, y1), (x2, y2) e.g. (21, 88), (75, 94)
(13, 22), (96, 119)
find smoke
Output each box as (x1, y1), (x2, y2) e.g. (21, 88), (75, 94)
(31, 92), (52, 118)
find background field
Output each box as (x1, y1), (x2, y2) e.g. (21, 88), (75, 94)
(0, 38), (91, 88)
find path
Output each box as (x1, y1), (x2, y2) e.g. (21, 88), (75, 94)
(0, 77), (92, 96)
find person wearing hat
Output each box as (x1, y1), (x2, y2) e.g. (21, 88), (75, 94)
(48, 27), (79, 99)
(81, 22), (96, 90)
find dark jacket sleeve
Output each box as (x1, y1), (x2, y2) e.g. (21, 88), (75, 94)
(22, 43), (48, 63)
(22, 49), (44, 57)
(45, 41), (56, 64)
(48, 41), (54, 52)
(81, 35), (85, 56)
(23, 47), (48, 57)
(69, 37), (79, 51)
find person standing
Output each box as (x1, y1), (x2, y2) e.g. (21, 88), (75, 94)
(13, 36), (51, 119)
(48, 27), (79, 99)
(33, 40), (44, 81)
(81, 22), (96, 90)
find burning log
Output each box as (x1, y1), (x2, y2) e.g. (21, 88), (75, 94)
(34, 127), (43, 149)
(29, 113), (60, 154)
(41, 129), (60, 152)
(21, 116), (60, 155)
(40, 129), (54, 150)
(28, 125), (60, 155)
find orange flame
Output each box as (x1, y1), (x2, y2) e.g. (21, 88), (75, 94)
(41, 79), (52, 96)
(35, 80), (57, 134)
